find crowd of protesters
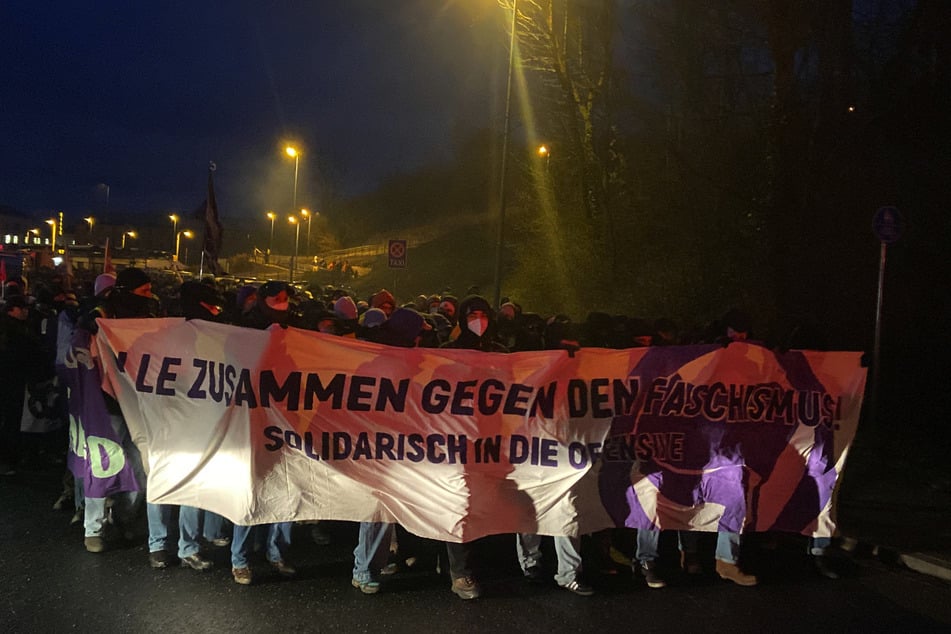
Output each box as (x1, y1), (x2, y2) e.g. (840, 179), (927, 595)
(0, 266), (842, 600)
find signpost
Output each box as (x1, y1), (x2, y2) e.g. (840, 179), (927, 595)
(871, 206), (905, 425)
(388, 239), (407, 268)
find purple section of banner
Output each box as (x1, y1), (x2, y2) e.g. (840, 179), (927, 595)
(57, 327), (141, 498)
(599, 344), (858, 535)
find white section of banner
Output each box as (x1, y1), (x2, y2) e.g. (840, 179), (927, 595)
(96, 319), (618, 541)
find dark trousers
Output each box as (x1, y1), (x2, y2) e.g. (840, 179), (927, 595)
(446, 541), (475, 579)
(0, 385), (25, 466)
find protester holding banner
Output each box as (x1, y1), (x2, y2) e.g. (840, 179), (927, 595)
(667, 309), (760, 586)
(67, 271), (145, 553)
(440, 295), (537, 599)
(348, 308), (433, 594)
(230, 282), (298, 585)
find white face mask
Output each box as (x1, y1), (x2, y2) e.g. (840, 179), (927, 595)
(467, 316), (489, 337)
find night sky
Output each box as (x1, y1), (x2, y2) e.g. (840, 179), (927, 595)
(1, 1), (509, 221)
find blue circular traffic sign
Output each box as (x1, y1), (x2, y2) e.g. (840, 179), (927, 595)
(872, 206), (904, 244)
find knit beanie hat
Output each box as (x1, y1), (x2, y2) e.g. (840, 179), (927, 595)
(94, 273), (117, 297)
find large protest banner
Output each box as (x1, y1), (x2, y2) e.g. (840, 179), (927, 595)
(95, 319), (866, 542)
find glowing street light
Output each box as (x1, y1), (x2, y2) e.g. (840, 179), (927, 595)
(266, 211), (277, 263)
(45, 218), (57, 253)
(84, 216), (95, 242)
(285, 145), (300, 210)
(25, 228), (40, 245)
(288, 215), (301, 282)
(537, 144), (550, 171)
(175, 230), (193, 262)
(121, 230), (137, 249)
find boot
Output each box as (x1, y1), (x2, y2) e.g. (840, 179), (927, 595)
(716, 559), (758, 586)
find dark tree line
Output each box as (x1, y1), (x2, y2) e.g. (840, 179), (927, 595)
(333, 0), (949, 352)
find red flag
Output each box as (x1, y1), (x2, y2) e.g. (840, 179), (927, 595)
(198, 162), (224, 276)
(103, 237), (116, 274)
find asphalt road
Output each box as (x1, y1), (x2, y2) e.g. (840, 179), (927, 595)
(2, 466), (949, 634)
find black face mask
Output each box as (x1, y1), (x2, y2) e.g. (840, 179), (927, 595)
(111, 292), (160, 319)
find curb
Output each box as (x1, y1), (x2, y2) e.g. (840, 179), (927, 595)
(900, 553), (951, 582)
(841, 538), (951, 582)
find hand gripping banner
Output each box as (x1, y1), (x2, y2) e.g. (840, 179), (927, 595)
(95, 319), (866, 541)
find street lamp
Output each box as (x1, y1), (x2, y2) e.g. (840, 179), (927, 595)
(25, 228), (40, 245)
(300, 208), (314, 254)
(493, 0), (520, 309)
(169, 214), (179, 252)
(285, 146), (300, 210)
(46, 218), (57, 253)
(537, 144), (550, 172)
(288, 215), (301, 282)
(84, 216), (95, 243)
(266, 211), (277, 263)
(121, 230), (137, 249)
(175, 230), (193, 262)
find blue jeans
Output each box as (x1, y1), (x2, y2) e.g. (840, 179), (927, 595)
(635, 529), (660, 562)
(231, 522), (292, 568)
(147, 503), (202, 557)
(678, 531), (743, 564)
(202, 511), (229, 542)
(515, 533), (583, 586)
(809, 536), (832, 556)
(84, 491), (144, 538)
(352, 522), (393, 583)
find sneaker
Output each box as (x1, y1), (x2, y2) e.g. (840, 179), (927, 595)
(523, 566), (546, 583)
(636, 560), (667, 589)
(270, 559), (296, 577)
(180, 553), (214, 571)
(451, 576), (482, 600)
(52, 492), (72, 511)
(380, 562), (400, 576)
(211, 536), (231, 547)
(149, 550), (172, 569)
(559, 579), (595, 596)
(680, 551), (703, 575)
(814, 556), (840, 580)
(232, 566), (253, 585)
(84, 536), (105, 553)
(70, 509), (84, 526)
(351, 578), (381, 594)
(715, 560), (758, 586)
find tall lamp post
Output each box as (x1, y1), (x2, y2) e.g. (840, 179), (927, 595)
(288, 215), (301, 283)
(84, 216), (95, 243)
(169, 214), (179, 253)
(266, 211), (276, 263)
(46, 218), (57, 253)
(493, 0), (520, 309)
(175, 230), (193, 262)
(121, 230), (137, 249)
(285, 146), (300, 211)
(25, 228), (40, 245)
(300, 208), (313, 255)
